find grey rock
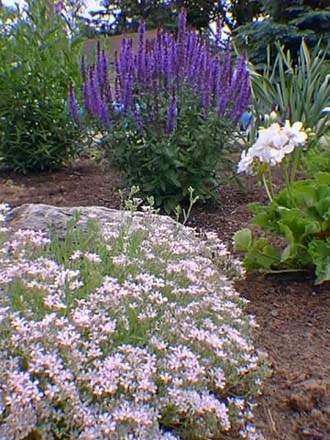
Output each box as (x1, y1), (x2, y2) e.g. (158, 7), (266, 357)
(5, 203), (182, 240)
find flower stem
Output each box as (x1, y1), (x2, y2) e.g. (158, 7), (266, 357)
(261, 173), (273, 202)
(282, 158), (295, 205)
(281, 158), (290, 190)
(290, 147), (301, 183)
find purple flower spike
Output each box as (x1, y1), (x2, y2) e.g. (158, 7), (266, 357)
(54, 0), (63, 14)
(166, 94), (177, 134)
(98, 98), (110, 127)
(82, 81), (92, 115)
(68, 82), (79, 126)
(137, 21), (146, 83)
(178, 8), (187, 36)
(77, 6), (250, 133)
(215, 19), (222, 48)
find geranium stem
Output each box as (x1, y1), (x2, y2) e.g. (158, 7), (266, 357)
(290, 148), (301, 183)
(262, 173), (273, 202)
(282, 159), (295, 204)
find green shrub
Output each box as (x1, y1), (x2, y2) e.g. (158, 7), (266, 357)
(0, 1), (83, 173)
(109, 95), (235, 213)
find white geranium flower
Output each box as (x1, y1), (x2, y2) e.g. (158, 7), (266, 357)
(283, 120), (307, 149)
(255, 123), (283, 148)
(237, 149), (255, 174)
(237, 121), (307, 175)
(255, 144), (286, 166)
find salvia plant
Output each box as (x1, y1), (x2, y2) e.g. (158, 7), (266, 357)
(70, 9), (250, 211)
(0, 203), (268, 439)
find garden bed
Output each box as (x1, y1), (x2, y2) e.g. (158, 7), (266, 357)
(0, 158), (330, 440)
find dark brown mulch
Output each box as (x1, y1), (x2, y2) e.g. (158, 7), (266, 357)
(0, 158), (329, 440)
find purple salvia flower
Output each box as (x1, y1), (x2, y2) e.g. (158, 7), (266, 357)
(230, 72), (251, 122)
(233, 55), (247, 86)
(178, 8), (187, 39)
(54, 0), (63, 14)
(154, 35), (162, 79)
(177, 9), (187, 79)
(162, 40), (169, 92)
(182, 29), (191, 78)
(211, 55), (221, 108)
(217, 82), (231, 116)
(137, 21), (146, 82)
(97, 98), (110, 127)
(68, 82), (79, 126)
(226, 55), (248, 115)
(191, 45), (204, 94)
(101, 50), (109, 89)
(169, 40), (178, 85)
(87, 66), (98, 116)
(166, 94), (177, 134)
(215, 19), (222, 48)
(78, 8), (250, 132)
(122, 74), (133, 113)
(87, 66), (104, 120)
(241, 72), (251, 108)
(188, 37), (200, 87)
(219, 42), (232, 92)
(96, 47), (110, 98)
(82, 81), (92, 115)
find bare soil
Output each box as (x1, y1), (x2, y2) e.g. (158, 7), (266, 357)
(0, 158), (329, 440)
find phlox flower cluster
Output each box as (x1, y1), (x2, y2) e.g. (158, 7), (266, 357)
(0, 208), (267, 440)
(237, 121), (307, 175)
(69, 9), (250, 132)
(0, 203), (11, 223)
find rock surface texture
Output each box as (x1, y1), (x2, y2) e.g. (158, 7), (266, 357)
(6, 203), (177, 238)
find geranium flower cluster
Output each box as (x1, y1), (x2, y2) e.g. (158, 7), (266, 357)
(69, 9), (250, 131)
(237, 121), (307, 175)
(0, 206), (267, 440)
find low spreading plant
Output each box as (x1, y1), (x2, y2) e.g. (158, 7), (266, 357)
(0, 0), (83, 173)
(0, 203), (268, 440)
(70, 9), (250, 212)
(234, 120), (330, 284)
